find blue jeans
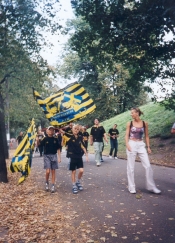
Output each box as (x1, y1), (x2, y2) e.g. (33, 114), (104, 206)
(109, 139), (118, 157)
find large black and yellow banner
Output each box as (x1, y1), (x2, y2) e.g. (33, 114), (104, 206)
(10, 119), (37, 184)
(33, 82), (96, 127)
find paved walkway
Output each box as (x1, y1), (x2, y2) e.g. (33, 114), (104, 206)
(33, 151), (175, 243)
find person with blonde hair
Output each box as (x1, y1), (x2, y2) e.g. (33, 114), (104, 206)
(63, 124), (88, 194)
(125, 107), (161, 194)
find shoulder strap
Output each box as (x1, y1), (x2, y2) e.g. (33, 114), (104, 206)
(143, 121), (145, 128)
(143, 121), (146, 135)
(130, 121), (133, 129)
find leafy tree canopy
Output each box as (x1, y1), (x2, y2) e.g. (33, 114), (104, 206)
(70, 0), (175, 110)
(0, 0), (63, 131)
(0, 0), (62, 58)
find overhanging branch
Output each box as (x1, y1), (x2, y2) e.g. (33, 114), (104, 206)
(0, 71), (16, 84)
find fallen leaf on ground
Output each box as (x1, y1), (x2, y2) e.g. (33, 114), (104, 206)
(121, 236), (127, 239)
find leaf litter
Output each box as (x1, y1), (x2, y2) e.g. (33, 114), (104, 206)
(0, 159), (96, 243)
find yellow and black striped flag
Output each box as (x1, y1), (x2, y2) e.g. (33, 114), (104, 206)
(33, 82), (96, 127)
(10, 119), (37, 184)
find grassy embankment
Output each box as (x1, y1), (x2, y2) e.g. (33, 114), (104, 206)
(87, 102), (175, 165)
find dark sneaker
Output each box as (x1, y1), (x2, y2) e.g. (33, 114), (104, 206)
(100, 158), (104, 162)
(72, 186), (78, 194)
(76, 182), (83, 191)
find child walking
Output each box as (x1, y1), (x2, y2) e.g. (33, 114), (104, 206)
(62, 124), (88, 194)
(39, 126), (61, 193)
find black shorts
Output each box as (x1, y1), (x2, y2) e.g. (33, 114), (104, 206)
(69, 157), (83, 171)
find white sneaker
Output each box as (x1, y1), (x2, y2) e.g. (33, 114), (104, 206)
(129, 190), (136, 194)
(45, 183), (49, 191)
(109, 156), (112, 159)
(149, 188), (161, 194)
(96, 162), (101, 167)
(114, 157), (118, 159)
(51, 185), (55, 193)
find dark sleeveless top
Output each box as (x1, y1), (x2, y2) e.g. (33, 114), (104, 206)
(129, 121), (145, 140)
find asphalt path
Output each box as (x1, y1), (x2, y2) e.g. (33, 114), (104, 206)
(33, 151), (175, 243)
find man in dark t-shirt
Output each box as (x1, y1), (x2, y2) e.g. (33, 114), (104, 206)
(108, 124), (119, 159)
(16, 132), (23, 145)
(64, 122), (73, 164)
(82, 127), (89, 151)
(90, 118), (108, 167)
(56, 130), (63, 152)
(39, 126), (61, 193)
(37, 132), (45, 157)
(64, 122), (73, 137)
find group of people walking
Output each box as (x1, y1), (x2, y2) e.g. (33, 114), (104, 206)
(34, 107), (161, 195)
(36, 124), (90, 193)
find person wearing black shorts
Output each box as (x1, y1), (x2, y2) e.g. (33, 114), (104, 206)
(63, 124), (88, 194)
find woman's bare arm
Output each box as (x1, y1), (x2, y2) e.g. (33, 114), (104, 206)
(144, 122), (151, 153)
(125, 122), (131, 151)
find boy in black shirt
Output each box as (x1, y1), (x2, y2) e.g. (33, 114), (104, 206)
(64, 122), (73, 167)
(108, 124), (119, 159)
(37, 132), (45, 156)
(90, 118), (108, 166)
(63, 124), (88, 194)
(39, 126), (61, 193)
(16, 131), (23, 145)
(64, 122), (73, 136)
(82, 127), (89, 151)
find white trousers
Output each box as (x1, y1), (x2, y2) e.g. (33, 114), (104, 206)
(126, 140), (157, 191)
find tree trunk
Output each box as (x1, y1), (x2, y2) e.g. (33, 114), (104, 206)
(0, 90), (8, 183)
(4, 79), (9, 159)
(3, 128), (9, 159)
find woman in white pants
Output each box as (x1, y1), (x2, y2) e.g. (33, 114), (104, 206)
(125, 107), (161, 194)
